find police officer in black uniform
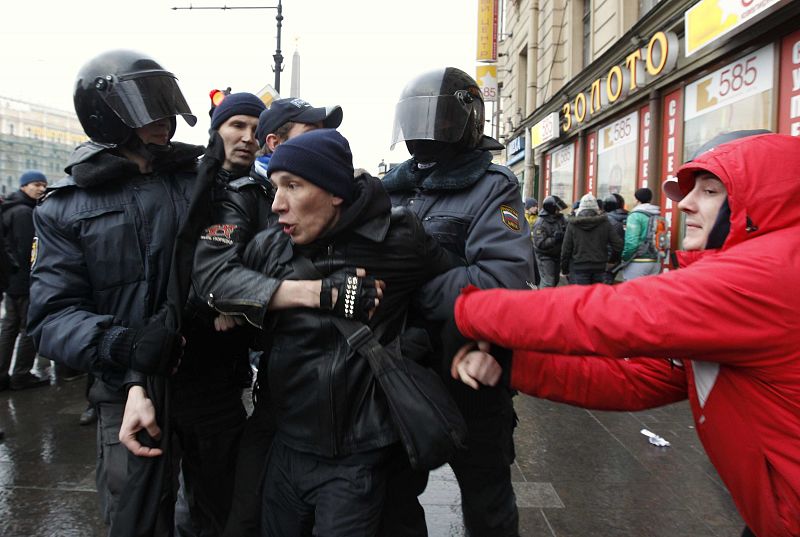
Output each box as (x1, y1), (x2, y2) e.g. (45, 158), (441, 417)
(380, 67), (534, 537)
(28, 49), (201, 537)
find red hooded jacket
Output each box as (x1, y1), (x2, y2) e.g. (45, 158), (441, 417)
(454, 134), (800, 536)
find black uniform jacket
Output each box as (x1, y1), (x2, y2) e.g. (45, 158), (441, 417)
(28, 141), (202, 400)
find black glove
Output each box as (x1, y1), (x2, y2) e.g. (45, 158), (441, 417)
(320, 269), (378, 322)
(553, 231), (564, 242)
(107, 319), (182, 376)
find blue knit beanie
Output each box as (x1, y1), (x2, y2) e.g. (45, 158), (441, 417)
(210, 92), (266, 130)
(20, 170), (47, 187)
(267, 129), (355, 203)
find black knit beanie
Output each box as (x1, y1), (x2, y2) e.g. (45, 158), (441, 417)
(210, 92), (266, 130)
(267, 129), (355, 203)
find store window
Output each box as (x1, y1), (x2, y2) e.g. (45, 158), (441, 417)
(684, 44), (774, 158)
(549, 143), (576, 208)
(596, 111), (639, 208)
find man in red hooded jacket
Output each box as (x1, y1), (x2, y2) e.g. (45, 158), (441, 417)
(450, 133), (800, 537)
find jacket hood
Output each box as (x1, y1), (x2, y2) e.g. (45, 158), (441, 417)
(65, 140), (203, 187)
(631, 203), (660, 217)
(567, 212), (607, 230)
(1, 189), (37, 210)
(675, 133), (800, 251)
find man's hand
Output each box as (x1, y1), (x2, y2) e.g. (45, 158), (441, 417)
(450, 341), (502, 389)
(119, 386), (163, 457)
(213, 314), (244, 332)
(322, 267), (385, 321)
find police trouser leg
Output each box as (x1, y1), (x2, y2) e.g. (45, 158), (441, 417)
(376, 446), (429, 537)
(96, 399), (179, 537)
(450, 398), (519, 537)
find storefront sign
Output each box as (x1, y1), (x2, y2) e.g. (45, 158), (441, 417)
(507, 134), (525, 166)
(544, 153), (552, 196)
(476, 65), (498, 102)
(778, 29), (800, 136)
(685, 0), (783, 57)
(638, 106), (651, 188)
(531, 112), (560, 148)
(685, 44), (774, 121)
(477, 0), (498, 62)
(586, 131), (597, 193)
(561, 31), (678, 133)
(597, 111), (639, 154)
(661, 88), (684, 260)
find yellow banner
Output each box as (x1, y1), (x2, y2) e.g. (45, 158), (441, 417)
(477, 0), (498, 62)
(685, 0), (782, 56)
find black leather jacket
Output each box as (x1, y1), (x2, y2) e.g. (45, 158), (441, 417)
(240, 174), (463, 458)
(28, 141), (202, 400)
(191, 167), (278, 329)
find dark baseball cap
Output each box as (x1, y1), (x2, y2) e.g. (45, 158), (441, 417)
(256, 98), (343, 147)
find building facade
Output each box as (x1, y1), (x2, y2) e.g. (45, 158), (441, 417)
(496, 0), (800, 255)
(0, 96), (85, 194)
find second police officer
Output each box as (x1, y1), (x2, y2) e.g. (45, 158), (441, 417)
(380, 67), (534, 537)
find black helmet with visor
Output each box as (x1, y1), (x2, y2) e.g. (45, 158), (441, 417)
(391, 67), (502, 152)
(74, 49), (197, 145)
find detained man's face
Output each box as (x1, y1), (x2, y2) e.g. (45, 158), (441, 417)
(135, 118), (172, 146)
(270, 170), (343, 245)
(678, 172), (728, 251)
(218, 114), (259, 171)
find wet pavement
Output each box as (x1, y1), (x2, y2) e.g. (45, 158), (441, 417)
(0, 375), (744, 536)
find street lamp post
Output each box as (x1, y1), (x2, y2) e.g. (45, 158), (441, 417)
(171, 1), (284, 93)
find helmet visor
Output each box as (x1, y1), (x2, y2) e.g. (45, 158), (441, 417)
(100, 72), (197, 129)
(390, 95), (471, 149)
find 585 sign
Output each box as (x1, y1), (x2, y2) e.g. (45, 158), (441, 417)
(685, 44), (774, 120)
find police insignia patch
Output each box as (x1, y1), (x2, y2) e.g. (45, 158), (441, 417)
(499, 205), (521, 231)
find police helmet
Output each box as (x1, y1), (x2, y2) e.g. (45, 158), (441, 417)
(73, 49), (197, 145)
(390, 67), (502, 152)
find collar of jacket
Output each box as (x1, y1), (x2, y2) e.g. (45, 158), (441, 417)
(65, 140), (203, 188)
(2, 189), (37, 210)
(277, 173), (392, 264)
(382, 150), (493, 192)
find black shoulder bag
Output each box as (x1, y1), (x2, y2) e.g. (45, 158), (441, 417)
(292, 256), (468, 471)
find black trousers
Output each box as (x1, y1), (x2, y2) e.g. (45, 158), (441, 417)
(379, 400), (519, 537)
(0, 294), (36, 380)
(221, 397), (277, 537)
(262, 438), (390, 537)
(172, 377), (247, 537)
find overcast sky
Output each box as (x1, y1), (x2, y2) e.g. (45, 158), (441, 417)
(1, 0), (480, 174)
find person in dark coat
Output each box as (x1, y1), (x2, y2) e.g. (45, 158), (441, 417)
(532, 195), (568, 288)
(561, 193), (623, 285)
(0, 170), (48, 391)
(602, 194), (627, 284)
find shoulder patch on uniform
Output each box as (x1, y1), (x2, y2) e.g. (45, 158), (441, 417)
(200, 224), (238, 245)
(499, 205), (521, 231)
